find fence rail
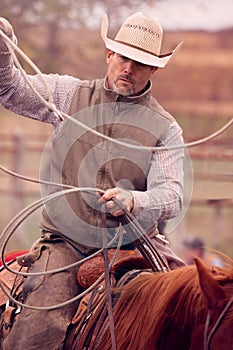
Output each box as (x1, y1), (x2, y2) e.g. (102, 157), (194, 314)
(0, 130), (232, 201)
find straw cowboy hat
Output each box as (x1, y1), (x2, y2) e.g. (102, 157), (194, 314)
(101, 12), (183, 68)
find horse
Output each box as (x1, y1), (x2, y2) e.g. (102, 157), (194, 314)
(0, 251), (232, 350)
(90, 257), (233, 350)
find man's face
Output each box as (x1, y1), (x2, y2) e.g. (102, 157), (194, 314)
(106, 51), (157, 96)
(183, 247), (202, 265)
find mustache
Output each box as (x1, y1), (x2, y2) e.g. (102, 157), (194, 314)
(117, 74), (134, 83)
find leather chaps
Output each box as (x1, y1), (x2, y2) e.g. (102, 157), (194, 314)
(2, 232), (82, 350)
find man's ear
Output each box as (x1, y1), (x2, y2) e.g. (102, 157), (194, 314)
(151, 67), (158, 74)
(106, 50), (114, 63)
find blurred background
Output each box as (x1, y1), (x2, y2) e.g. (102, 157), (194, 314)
(0, 0), (232, 259)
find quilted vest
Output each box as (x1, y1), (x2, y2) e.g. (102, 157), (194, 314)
(40, 78), (174, 253)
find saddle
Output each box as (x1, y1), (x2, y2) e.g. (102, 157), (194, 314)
(0, 258), (26, 307)
(63, 248), (153, 349)
(64, 268), (151, 350)
(0, 244), (169, 348)
(77, 248), (151, 289)
(0, 259), (26, 340)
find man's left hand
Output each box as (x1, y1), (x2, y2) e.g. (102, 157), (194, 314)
(98, 187), (134, 217)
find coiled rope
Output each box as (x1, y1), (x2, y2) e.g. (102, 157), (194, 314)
(0, 28), (232, 152)
(0, 27), (232, 312)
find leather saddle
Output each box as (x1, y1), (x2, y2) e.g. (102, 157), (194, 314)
(77, 248), (151, 289)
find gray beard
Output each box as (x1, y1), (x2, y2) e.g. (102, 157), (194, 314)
(112, 82), (135, 96)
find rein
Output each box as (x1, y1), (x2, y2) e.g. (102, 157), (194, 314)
(99, 200), (169, 350)
(115, 199), (169, 272)
(0, 28), (232, 350)
(101, 207), (118, 350)
(96, 201), (169, 350)
(204, 297), (233, 350)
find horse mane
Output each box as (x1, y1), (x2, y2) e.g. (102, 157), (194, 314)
(96, 257), (233, 350)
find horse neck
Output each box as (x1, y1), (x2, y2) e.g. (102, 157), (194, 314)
(115, 267), (207, 350)
(156, 323), (193, 350)
(154, 294), (207, 350)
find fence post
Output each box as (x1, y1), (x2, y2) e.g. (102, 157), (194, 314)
(208, 199), (228, 250)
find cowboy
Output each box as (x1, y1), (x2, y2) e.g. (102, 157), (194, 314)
(0, 13), (185, 349)
(182, 236), (224, 267)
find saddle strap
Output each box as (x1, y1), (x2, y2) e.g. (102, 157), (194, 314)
(85, 297), (108, 350)
(66, 269), (151, 350)
(92, 269), (152, 349)
(2, 305), (17, 339)
(64, 285), (106, 350)
(74, 289), (107, 350)
(0, 260), (26, 342)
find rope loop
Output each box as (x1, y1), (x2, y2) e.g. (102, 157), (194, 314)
(0, 23), (232, 315)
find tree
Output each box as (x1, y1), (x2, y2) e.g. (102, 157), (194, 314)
(0, 0), (162, 73)
(0, 0), (161, 28)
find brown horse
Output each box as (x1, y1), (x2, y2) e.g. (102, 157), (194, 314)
(92, 257), (233, 350)
(0, 253), (233, 350)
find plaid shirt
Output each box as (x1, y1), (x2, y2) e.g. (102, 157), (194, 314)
(0, 59), (184, 222)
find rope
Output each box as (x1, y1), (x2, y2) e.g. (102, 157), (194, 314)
(0, 24), (232, 313)
(0, 29), (63, 122)
(0, 264), (102, 311)
(53, 110), (233, 152)
(0, 28), (232, 152)
(0, 187), (105, 276)
(204, 297), (233, 350)
(114, 198), (169, 272)
(0, 223), (124, 311)
(0, 164), (76, 189)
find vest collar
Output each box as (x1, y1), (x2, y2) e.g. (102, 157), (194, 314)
(103, 76), (152, 103)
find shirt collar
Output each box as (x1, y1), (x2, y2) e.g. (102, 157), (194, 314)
(103, 77), (152, 103)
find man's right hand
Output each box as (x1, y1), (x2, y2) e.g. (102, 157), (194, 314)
(0, 17), (17, 54)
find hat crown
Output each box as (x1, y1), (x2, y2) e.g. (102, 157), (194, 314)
(101, 12), (183, 67)
(115, 12), (163, 56)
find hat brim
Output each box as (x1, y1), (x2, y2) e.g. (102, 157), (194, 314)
(101, 14), (183, 68)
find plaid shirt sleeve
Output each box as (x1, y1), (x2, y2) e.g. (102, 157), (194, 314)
(0, 59), (79, 127)
(131, 121), (184, 221)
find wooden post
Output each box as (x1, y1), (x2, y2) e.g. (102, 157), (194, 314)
(208, 199), (230, 250)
